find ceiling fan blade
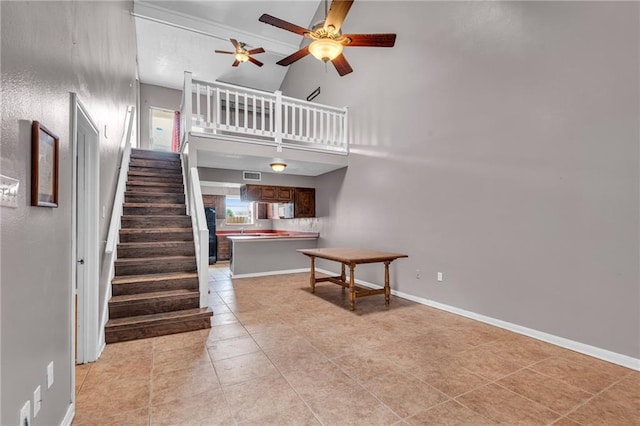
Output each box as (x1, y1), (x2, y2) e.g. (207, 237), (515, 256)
(230, 38), (241, 49)
(325, 0), (354, 33)
(331, 53), (353, 76)
(343, 33), (397, 47)
(232, 60), (240, 67)
(259, 14), (310, 36)
(248, 56), (264, 67)
(247, 47), (265, 55)
(214, 50), (234, 54)
(276, 45), (310, 66)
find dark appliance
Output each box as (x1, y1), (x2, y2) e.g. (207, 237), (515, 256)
(204, 207), (217, 264)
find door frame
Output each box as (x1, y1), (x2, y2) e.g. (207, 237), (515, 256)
(71, 93), (100, 371)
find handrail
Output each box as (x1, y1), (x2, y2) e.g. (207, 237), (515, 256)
(105, 105), (136, 254)
(188, 166), (209, 307)
(182, 71), (348, 153)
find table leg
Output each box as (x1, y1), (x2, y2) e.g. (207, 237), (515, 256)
(349, 264), (356, 311)
(341, 263), (346, 294)
(310, 256), (316, 293)
(384, 261), (391, 306)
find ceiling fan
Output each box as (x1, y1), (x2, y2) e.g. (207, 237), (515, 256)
(259, 0), (396, 76)
(215, 38), (265, 67)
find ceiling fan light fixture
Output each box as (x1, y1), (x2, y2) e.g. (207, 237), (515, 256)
(270, 162), (287, 172)
(235, 51), (249, 63)
(309, 38), (343, 62)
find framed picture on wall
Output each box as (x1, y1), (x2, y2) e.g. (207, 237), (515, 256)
(31, 121), (59, 207)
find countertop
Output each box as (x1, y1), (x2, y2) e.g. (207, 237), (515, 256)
(221, 230), (319, 241)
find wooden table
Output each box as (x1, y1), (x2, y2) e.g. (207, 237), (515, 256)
(297, 248), (408, 311)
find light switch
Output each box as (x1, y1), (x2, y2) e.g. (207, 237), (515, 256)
(0, 174), (19, 208)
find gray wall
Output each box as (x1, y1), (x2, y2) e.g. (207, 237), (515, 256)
(139, 83), (182, 149)
(281, 2), (639, 359)
(1, 1), (137, 424)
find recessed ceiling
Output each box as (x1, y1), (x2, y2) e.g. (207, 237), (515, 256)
(134, 0), (322, 92)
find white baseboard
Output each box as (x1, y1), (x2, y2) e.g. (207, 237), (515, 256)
(231, 268), (310, 279)
(315, 268), (640, 371)
(61, 402), (75, 426)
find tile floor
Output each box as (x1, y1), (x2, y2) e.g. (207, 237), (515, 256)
(73, 263), (639, 425)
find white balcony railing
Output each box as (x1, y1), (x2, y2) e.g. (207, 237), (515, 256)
(180, 71), (348, 154)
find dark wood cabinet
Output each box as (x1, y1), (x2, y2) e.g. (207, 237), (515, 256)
(240, 184), (315, 218)
(202, 195), (226, 219)
(240, 184), (294, 203)
(294, 187), (316, 218)
(217, 235), (230, 261)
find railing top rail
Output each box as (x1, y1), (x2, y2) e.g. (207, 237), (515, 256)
(280, 96), (347, 113)
(191, 78), (276, 98)
(190, 78), (347, 114)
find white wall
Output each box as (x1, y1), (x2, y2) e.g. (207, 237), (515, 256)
(281, 2), (639, 360)
(1, 1), (138, 424)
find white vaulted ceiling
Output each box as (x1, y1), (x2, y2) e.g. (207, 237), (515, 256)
(134, 0), (322, 92)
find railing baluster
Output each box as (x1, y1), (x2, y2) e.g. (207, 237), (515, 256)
(261, 97), (265, 134)
(196, 83), (201, 125)
(215, 87), (220, 131)
(306, 108), (310, 140)
(225, 90), (230, 129)
(244, 93), (248, 129)
(252, 95), (257, 133)
(206, 86), (211, 128)
(235, 92), (239, 130)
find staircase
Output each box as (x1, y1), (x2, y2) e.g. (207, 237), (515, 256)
(105, 149), (212, 343)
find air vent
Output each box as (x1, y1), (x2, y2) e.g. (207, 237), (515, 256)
(243, 171), (261, 181)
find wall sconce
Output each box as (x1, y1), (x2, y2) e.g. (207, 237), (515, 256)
(270, 162), (286, 172)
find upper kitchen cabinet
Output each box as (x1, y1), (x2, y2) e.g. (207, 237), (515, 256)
(294, 188), (316, 218)
(240, 184), (293, 203)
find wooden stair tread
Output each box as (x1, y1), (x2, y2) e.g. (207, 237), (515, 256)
(106, 308), (212, 328)
(118, 241), (194, 248)
(119, 227), (191, 233)
(115, 255), (195, 264)
(110, 289), (199, 304)
(123, 203), (185, 208)
(112, 272), (198, 285)
(125, 191), (184, 196)
(127, 181), (183, 187)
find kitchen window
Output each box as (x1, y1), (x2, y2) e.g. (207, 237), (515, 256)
(225, 196), (254, 225)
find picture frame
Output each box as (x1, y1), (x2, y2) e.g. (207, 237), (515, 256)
(31, 121), (59, 207)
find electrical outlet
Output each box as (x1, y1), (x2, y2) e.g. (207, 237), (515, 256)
(47, 361), (54, 389)
(33, 386), (41, 417)
(437, 272), (444, 282)
(415, 269), (421, 279)
(19, 400), (30, 426)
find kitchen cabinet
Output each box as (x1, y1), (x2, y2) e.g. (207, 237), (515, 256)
(202, 195), (226, 219)
(240, 184), (293, 203)
(217, 235), (231, 261)
(240, 184), (315, 218)
(294, 187), (316, 218)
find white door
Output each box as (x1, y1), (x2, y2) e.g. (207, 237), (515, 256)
(74, 97), (100, 364)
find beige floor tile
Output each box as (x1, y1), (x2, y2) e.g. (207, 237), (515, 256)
(150, 388), (233, 425)
(213, 350), (279, 386)
(223, 374), (302, 423)
(566, 373), (640, 425)
(497, 368), (592, 414)
(305, 384), (401, 425)
(283, 359), (360, 401)
(205, 322), (250, 345)
(334, 348), (405, 383)
(406, 400), (496, 425)
(483, 334), (566, 366)
(411, 357), (489, 397)
(151, 363), (220, 405)
(72, 407), (149, 426)
(151, 329), (208, 353)
(207, 335), (261, 361)
(361, 370), (449, 419)
(530, 356), (628, 394)
(550, 417), (583, 426)
(456, 383), (560, 425)
(76, 376), (150, 415)
(451, 346), (525, 381)
(262, 335), (328, 372)
(237, 398), (321, 425)
(152, 345), (212, 375)
(210, 312), (239, 326)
